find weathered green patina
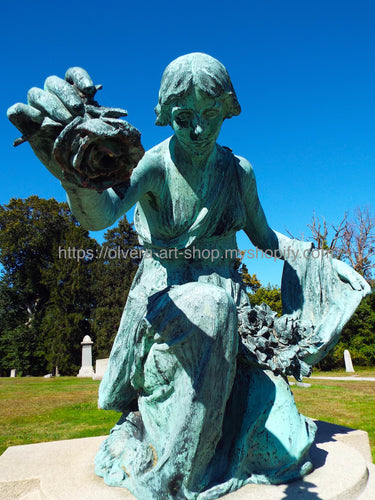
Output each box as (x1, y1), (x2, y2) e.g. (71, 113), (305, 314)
(8, 53), (370, 500)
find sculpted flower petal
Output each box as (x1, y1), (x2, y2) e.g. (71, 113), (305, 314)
(52, 115), (144, 193)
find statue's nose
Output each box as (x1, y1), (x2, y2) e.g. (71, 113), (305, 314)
(190, 122), (203, 140)
(194, 124), (203, 135)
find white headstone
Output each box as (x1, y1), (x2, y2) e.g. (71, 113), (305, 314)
(10, 369), (16, 378)
(92, 358), (109, 380)
(344, 349), (355, 373)
(77, 335), (95, 378)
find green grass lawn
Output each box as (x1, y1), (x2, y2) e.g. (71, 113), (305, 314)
(311, 367), (375, 377)
(292, 372), (375, 461)
(1, 373), (374, 462)
(0, 377), (118, 456)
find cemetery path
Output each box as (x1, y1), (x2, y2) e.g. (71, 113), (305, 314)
(310, 376), (375, 382)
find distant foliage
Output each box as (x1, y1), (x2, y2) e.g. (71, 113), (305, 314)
(91, 218), (141, 358)
(317, 289), (375, 370)
(0, 197), (139, 376)
(339, 290), (375, 365)
(0, 196), (97, 375)
(307, 207), (375, 370)
(238, 263), (262, 293)
(239, 264), (282, 316)
(1, 198), (373, 375)
(307, 207), (375, 282)
(249, 284), (283, 317)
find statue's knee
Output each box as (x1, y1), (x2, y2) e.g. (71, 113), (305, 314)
(172, 283), (237, 332)
(205, 285), (236, 320)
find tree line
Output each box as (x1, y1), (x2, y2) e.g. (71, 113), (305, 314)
(303, 208), (375, 369)
(0, 196), (140, 376)
(0, 197), (373, 376)
(242, 207), (375, 369)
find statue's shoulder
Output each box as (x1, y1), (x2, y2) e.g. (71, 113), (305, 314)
(216, 146), (255, 187)
(219, 150), (257, 198)
(234, 154), (254, 176)
(134, 138), (171, 181)
(143, 137), (171, 167)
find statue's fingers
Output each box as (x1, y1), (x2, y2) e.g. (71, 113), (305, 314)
(65, 67), (102, 99)
(332, 259), (363, 291)
(44, 76), (84, 116)
(7, 103), (44, 136)
(27, 87), (73, 125)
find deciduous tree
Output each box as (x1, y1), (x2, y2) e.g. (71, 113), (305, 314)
(307, 207), (375, 369)
(0, 196), (97, 375)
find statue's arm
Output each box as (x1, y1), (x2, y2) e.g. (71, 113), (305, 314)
(238, 156), (290, 255)
(60, 153), (158, 230)
(7, 67), (159, 231)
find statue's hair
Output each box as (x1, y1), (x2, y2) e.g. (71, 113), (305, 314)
(155, 53), (241, 126)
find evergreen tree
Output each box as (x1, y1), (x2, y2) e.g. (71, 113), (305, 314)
(238, 263), (262, 292)
(249, 284), (283, 316)
(318, 289), (375, 370)
(238, 264), (283, 316)
(92, 216), (141, 358)
(40, 226), (98, 374)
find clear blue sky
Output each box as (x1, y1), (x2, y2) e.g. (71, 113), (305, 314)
(1, 0), (374, 285)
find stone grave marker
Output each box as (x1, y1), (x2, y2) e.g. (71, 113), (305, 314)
(77, 335), (95, 378)
(344, 349), (355, 373)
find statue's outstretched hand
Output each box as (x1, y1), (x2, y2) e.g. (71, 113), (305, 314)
(332, 258), (370, 293)
(7, 68), (144, 193)
(7, 68), (103, 180)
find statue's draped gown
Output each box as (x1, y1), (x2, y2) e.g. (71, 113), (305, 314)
(88, 138), (367, 500)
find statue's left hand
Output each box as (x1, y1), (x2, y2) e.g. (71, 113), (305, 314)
(332, 258), (370, 292)
(7, 68), (101, 180)
(7, 68), (143, 193)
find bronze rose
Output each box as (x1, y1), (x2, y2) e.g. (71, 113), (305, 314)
(53, 115), (144, 197)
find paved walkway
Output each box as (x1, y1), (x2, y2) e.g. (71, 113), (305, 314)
(310, 376), (375, 382)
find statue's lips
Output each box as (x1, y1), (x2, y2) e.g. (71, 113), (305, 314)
(177, 136), (215, 152)
(189, 138), (212, 149)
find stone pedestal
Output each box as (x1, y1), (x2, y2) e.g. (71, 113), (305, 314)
(77, 335), (95, 378)
(0, 421), (374, 499)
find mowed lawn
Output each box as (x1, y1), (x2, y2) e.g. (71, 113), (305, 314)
(292, 373), (375, 461)
(0, 377), (118, 456)
(0, 373), (374, 461)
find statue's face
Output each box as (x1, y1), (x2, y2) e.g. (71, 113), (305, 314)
(171, 87), (225, 156)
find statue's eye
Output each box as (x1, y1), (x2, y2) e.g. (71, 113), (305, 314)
(203, 109), (220, 120)
(174, 110), (194, 125)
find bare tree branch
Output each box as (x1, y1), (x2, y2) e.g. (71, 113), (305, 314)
(339, 207), (375, 280)
(307, 207), (374, 282)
